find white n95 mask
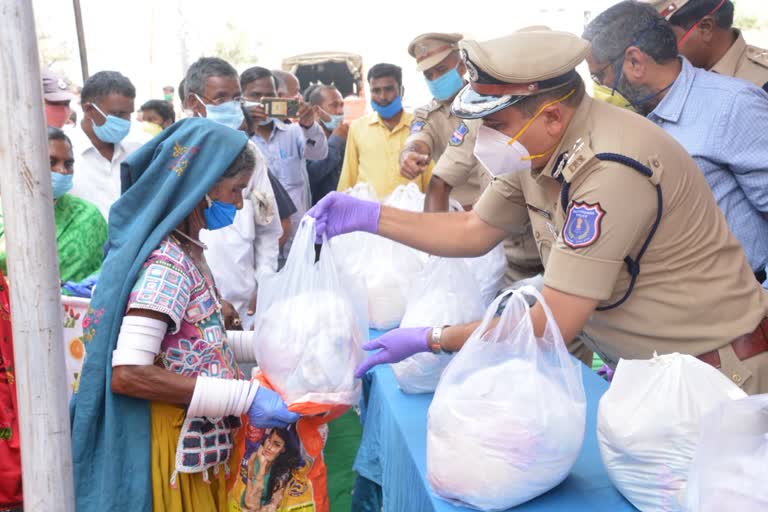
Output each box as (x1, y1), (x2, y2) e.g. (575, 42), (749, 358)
(473, 124), (533, 177)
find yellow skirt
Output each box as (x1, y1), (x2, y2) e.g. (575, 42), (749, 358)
(150, 401), (240, 512)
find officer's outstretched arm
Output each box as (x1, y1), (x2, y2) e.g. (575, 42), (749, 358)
(440, 286), (598, 353)
(378, 207), (505, 258)
(530, 286), (597, 341)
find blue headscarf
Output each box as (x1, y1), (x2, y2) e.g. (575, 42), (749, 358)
(70, 118), (248, 511)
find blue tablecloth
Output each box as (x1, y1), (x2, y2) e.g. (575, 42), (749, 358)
(353, 329), (636, 511)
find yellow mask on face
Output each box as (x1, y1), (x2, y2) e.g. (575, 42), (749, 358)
(592, 84), (636, 112)
(142, 121), (163, 136)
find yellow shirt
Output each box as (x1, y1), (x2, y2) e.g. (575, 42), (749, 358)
(337, 111), (432, 198)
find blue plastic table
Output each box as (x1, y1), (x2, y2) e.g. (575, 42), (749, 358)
(353, 329), (636, 511)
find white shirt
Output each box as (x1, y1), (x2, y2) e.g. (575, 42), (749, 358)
(66, 123), (148, 219)
(201, 142), (282, 329)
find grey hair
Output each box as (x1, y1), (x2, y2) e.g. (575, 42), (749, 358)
(583, 1), (678, 64)
(307, 84), (337, 106)
(184, 57), (238, 97)
(221, 144), (256, 179)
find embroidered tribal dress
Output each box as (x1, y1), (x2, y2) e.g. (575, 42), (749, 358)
(126, 236), (243, 511)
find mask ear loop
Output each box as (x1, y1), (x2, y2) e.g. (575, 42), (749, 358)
(507, 88), (577, 161)
(90, 102), (109, 123)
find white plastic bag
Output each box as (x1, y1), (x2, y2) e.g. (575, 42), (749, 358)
(390, 257), (485, 394)
(446, 199), (507, 307)
(254, 218), (367, 406)
(427, 287), (586, 510)
(336, 184), (427, 329)
(598, 353), (747, 512)
(686, 394), (768, 512)
(463, 243), (508, 307)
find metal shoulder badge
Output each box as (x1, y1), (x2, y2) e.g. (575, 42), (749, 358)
(563, 201), (606, 249)
(449, 121), (469, 146)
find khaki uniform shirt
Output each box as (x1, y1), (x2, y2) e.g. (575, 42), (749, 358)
(474, 96), (768, 372)
(407, 99), (482, 206)
(711, 30), (768, 91)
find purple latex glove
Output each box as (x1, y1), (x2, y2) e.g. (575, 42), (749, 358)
(354, 327), (431, 378)
(248, 386), (300, 428)
(306, 192), (381, 243)
(596, 364), (615, 382)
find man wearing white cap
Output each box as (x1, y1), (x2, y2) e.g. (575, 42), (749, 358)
(308, 28), (768, 394)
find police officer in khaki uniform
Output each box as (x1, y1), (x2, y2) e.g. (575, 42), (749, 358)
(643, 0), (768, 90)
(309, 29), (768, 394)
(401, 33), (483, 207)
(402, 33), (545, 285)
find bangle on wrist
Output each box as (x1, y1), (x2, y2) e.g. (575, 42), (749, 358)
(429, 326), (451, 354)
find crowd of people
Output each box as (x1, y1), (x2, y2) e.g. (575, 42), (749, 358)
(0, 0), (767, 510)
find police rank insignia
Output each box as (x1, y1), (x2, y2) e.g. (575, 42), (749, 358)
(410, 120), (425, 134)
(449, 121), (469, 146)
(563, 201), (605, 249)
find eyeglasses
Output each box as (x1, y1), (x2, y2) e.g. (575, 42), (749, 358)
(196, 93), (243, 106)
(370, 85), (398, 95)
(590, 61), (615, 87)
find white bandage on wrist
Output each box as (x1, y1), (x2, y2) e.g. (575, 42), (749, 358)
(111, 315), (168, 367)
(188, 376), (259, 417)
(227, 330), (258, 363)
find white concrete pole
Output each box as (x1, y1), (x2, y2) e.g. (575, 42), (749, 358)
(0, 1), (76, 510)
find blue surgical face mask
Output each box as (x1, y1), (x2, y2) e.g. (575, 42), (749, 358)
(371, 95), (403, 120)
(195, 94), (244, 131)
(322, 114), (344, 131)
(426, 67), (465, 101)
(91, 103), (131, 144)
(204, 194), (237, 230)
(51, 172), (73, 199)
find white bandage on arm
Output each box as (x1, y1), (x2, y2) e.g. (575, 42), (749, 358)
(187, 376), (259, 417)
(111, 315), (168, 367)
(227, 330), (258, 363)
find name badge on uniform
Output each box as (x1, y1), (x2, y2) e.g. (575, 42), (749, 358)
(526, 203), (552, 220)
(449, 122), (469, 146)
(563, 201), (605, 249)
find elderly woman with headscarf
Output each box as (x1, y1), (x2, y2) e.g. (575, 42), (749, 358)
(70, 118), (299, 512)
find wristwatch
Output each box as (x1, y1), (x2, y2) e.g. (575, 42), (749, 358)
(429, 326), (448, 354)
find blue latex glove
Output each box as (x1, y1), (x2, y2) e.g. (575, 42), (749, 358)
(62, 273), (99, 298)
(354, 327), (431, 378)
(248, 386), (300, 428)
(306, 192), (381, 243)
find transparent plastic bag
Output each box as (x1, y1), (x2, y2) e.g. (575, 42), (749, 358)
(427, 287), (586, 510)
(391, 257), (485, 394)
(463, 243), (507, 307)
(446, 199), (507, 307)
(685, 394), (768, 512)
(254, 217), (367, 406)
(335, 184), (427, 329)
(597, 353), (747, 512)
